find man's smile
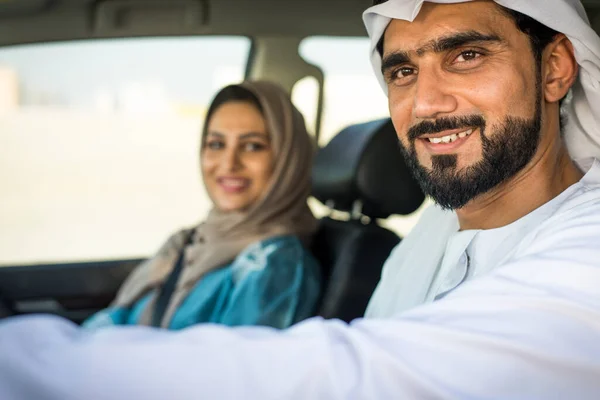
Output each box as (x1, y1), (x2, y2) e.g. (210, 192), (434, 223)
(418, 128), (477, 153)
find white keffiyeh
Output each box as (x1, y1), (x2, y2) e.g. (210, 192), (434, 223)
(363, 0), (600, 160)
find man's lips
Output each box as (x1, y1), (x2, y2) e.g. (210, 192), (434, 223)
(418, 127), (476, 142)
(418, 128), (477, 153)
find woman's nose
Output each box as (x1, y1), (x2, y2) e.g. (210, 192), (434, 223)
(221, 147), (242, 172)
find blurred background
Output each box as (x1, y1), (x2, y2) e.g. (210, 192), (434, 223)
(0, 36), (427, 265)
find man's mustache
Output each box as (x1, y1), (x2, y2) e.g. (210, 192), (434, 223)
(407, 115), (486, 140)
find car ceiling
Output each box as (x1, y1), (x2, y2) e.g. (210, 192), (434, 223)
(0, 0), (600, 46)
(0, 0), (372, 46)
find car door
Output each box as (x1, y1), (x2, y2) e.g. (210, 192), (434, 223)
(0, 259), (140, 323)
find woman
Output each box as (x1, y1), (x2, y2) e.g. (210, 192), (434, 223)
(84, 81), (321, 330)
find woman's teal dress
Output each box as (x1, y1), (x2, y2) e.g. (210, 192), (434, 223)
(83, 235), (321, 330)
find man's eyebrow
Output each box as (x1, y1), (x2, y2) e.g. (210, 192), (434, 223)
(431, 31), (503, 53)
(381, 30), (503, 75)
(381, 51), (411, 75)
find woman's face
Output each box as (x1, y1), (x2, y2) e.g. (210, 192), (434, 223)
(201, 100), (275, 212)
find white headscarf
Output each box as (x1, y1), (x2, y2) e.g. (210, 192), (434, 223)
(363, 0), (600, 160)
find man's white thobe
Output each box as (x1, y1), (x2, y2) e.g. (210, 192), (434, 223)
(367, 158), (600, 317)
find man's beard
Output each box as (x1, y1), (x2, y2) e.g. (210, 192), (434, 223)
(398, 95), (542, 210)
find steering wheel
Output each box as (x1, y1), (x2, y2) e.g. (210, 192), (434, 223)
(0, 292), (15, 319)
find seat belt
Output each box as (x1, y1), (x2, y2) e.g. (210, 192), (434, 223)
(151, 231), (195, 327)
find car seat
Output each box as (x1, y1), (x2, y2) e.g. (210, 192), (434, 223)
(311, 118), (425, 322)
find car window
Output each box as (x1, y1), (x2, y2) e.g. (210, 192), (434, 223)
(296, 36), (429, 236)
(0, 37), (250, 265)
(295, 36), (390, 146)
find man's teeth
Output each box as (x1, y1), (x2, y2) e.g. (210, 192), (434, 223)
(428, 129), (473, 144)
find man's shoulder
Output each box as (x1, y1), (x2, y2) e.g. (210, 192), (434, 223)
(515, 168), (600, 258)
(548, 162), (600, 224)
(543, 189), (600, 230)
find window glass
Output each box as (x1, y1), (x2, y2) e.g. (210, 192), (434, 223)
(296, 37), (389, 146)
(0, 37), (250, 264)
(296, 37), (428, 236)
(291, 76), (319, 137)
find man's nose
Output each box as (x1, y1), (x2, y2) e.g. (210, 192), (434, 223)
(413, 68), (458, 120)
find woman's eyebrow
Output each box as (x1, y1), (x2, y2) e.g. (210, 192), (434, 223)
(205, 131), (270, 141)
(239, 132), (270, 141)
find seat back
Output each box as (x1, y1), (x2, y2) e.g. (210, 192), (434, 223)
(311, 118), (425, 321)
(311, 218), (401, 321)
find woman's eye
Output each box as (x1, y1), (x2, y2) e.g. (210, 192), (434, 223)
(243, 142), (266, 152)
(206, 141), (224, 150)
(455, 50), (481, 63)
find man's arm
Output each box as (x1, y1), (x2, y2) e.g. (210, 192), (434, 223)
(2, 253), (600, 400)
(2, 202), (600, 400)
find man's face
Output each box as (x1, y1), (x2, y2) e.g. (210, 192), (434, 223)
(382, 1), (543, 209)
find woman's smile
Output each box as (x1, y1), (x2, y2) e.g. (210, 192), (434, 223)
(217, 176), (252, 194)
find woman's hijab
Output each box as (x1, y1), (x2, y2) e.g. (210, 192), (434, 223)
(113, 81), (318, 327)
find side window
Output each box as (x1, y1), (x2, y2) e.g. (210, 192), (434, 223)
(294, 36), (429, 236)
(295, 37), (390, 146)
(291, 76), (320, 137)
(0, 37), (250, 264)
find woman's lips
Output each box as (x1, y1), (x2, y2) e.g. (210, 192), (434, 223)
(217, 177), (251, 193)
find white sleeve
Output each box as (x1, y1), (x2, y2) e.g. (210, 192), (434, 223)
(2, 200), (599, 400)
(2, 255), (600, 400)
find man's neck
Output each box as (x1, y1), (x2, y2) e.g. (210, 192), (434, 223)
(455, 145), (584, 231)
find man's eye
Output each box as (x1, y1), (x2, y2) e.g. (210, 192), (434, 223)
(395, 67), (416, 79)
(455, 50), (481, 63)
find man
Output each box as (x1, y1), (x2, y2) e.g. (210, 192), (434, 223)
(1, 1), (600, 399)
(364, 0), (600, 316)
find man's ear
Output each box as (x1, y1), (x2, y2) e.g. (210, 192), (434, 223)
(543, 34), (578, 103)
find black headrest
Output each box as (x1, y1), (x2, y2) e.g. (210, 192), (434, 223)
(312, 118), (425, 219)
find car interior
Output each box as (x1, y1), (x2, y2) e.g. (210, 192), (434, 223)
(1, 0), (600, 324)
(312, 119), (424, 321)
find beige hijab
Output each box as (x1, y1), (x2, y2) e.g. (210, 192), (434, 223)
(112, 81), (318, 327)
